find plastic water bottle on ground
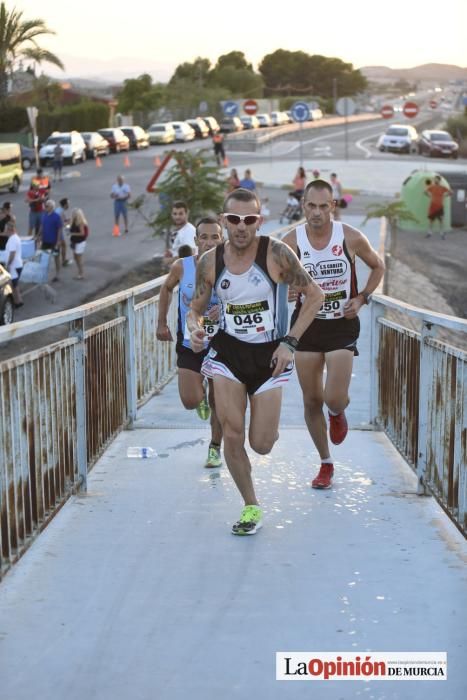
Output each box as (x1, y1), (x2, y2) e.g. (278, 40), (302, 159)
(126, 446), (158, 459)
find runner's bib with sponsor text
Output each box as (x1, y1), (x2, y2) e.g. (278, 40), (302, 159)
(224, 300), (274, 335)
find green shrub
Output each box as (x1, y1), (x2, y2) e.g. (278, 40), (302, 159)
(37, 102), (110, 139)
(0, 105), (29, 132)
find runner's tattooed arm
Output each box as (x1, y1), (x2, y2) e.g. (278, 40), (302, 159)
(186, 250), (214, 334)
(270, 239), (324, 339)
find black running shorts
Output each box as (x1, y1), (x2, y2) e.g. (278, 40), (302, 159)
(202, 330), (293, 396)
(291, 314), (360, 355)
(176, 343), (208, 373)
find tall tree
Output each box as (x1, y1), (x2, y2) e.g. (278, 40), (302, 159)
(117, 73), (165, 113)
(0, 2), (64, 100)
(209, 51), (263, 95)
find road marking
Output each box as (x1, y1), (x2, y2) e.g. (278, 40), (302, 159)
(278, 121), (387, 155)
(355, 135), (374, 158)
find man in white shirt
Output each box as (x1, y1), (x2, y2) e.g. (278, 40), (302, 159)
(110, 175), (131, 234)
(162, 200), (196, 270)
(169, 201), (196, 255)
(4, 220), (24, 307)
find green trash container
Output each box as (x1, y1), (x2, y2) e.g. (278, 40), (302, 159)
(400, 170), (451, 232)
(437, 170), (467, 227)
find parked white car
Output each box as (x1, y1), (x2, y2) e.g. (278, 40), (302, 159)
(148, 123), (176, 144)
(240, 115), (260, 129)
(170, 122), (196, 142)
(270, 111), (288, 126)
(256, 113), (272, 128)
(377, 124), (419, 154)
(39, 131), (86, 165)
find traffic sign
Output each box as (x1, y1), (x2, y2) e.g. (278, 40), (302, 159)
(380, 104), (394, 119)
(336, 97), (356, 117)
(429, 99), (437, 109)
(403, 101), (419, 118)
(223, 101), (238, 116)
(243, 99), (258, 115)
(291, 101), (310, 122)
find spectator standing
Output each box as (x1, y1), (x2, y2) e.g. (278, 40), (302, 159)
(239, 169), (256, 191)
(227, 168), (240, 192)
(212, 132), (226, 166)
(292, 166), (306, 197)
(55, 197), (71, 266)
(111, 175), (131, 234)
(31, 168), (51, 198)
(0, 201), (12, 250)
(4, 220), (24, 307)
(69, 208), (89, 280)
(52, 141), (64, 182)
(26, 183), (46, 237)
(39, 199), (63, 282)
(425, 175), (452, 239)
(330, 172), (343, 221)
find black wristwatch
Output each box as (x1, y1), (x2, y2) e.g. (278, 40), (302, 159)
(360, 292), (371, 305)
(280, 335), (299, 352)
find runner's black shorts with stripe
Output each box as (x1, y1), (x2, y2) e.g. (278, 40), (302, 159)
(201, 330), (293, 396)
(290, 314), (360, 355)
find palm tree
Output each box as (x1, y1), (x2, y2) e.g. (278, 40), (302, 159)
(0, 3), (64, 101)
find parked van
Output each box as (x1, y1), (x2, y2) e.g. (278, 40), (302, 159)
(0, 143), (23, 193)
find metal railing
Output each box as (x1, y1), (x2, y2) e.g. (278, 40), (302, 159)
(370, 294), (467, 535)
(0, 275), (177, 577)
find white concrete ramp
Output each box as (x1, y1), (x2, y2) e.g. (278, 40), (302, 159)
(0, 418), (466, 700)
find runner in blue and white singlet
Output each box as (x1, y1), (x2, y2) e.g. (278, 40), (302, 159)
(177, 255), (219, 350)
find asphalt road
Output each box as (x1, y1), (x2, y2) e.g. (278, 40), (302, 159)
(2, 107), (463, 325)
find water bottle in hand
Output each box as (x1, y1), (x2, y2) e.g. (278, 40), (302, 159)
(126, 446), (158, 459)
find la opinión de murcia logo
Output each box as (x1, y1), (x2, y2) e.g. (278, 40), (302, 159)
(276, 652), (447, 681)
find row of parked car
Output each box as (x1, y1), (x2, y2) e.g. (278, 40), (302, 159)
(377, 125), (459, 158)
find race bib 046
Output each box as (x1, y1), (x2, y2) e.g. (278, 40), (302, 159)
(225, 300), (273, 335)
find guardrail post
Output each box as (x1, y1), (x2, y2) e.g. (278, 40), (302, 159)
(124, 296), (137, 428)
(369, 299), (385, 426)
(69, 318), (87, 492)
(417, 320), (437, 495)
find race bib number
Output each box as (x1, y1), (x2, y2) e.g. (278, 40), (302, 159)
(317, 290), (346, 319)
(183, 317), (218, 342)
(225, 300), (273, 335)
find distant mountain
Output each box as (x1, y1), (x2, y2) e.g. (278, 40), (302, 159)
(360, 63), (467, 83)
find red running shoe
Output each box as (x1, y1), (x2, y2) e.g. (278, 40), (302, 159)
(329, 411), (348, 445)
(311, 462), (334, 489)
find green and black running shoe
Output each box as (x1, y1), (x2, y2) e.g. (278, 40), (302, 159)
(231, 505), (263, 536)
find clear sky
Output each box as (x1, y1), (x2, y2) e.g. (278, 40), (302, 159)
(17, 0), (467, 82)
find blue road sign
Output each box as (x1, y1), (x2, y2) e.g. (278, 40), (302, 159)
(463, 96), (467, 106)
(223, 101), (238, 116)
(291, 101), (310, 122)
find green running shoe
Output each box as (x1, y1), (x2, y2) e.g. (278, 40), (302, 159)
(231, 505), (263, 536)
(196, 395), (210, 421)
(205, 444), (222, 468)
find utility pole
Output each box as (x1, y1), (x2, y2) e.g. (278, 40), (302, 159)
(333, 78), (338, 114)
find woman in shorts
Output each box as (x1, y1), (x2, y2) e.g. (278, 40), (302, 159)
(69, 208), (89, 280)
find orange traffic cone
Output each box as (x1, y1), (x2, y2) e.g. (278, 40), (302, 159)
(154, 156), (161, 167)
(223, 156), (229, 167)
(124, 155), (131, 167)
(112, 224), (120, 237)
(95, 156), (102, 168)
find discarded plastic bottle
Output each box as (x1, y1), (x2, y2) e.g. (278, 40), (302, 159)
(126, 446), (158, 459)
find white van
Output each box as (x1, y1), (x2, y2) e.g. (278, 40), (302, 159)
(0, 143), (23, 193)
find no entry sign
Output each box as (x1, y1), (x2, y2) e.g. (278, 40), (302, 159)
(403, 101), (419, 118)
(380, 104), (394, 119)
(243, 99), (258, 115)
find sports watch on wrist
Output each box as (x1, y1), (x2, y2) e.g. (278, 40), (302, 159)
(280, 335), (299, 352)
(360, 292), (371, 305)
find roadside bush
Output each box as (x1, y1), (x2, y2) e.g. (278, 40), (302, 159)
(37, 102), (110, 139)
(444, 115), (467, 157)
(0, 105), (29, 132)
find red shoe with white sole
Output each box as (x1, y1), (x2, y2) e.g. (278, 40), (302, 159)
(329, 411), (348, 445)
(311, 463), (334, 489)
